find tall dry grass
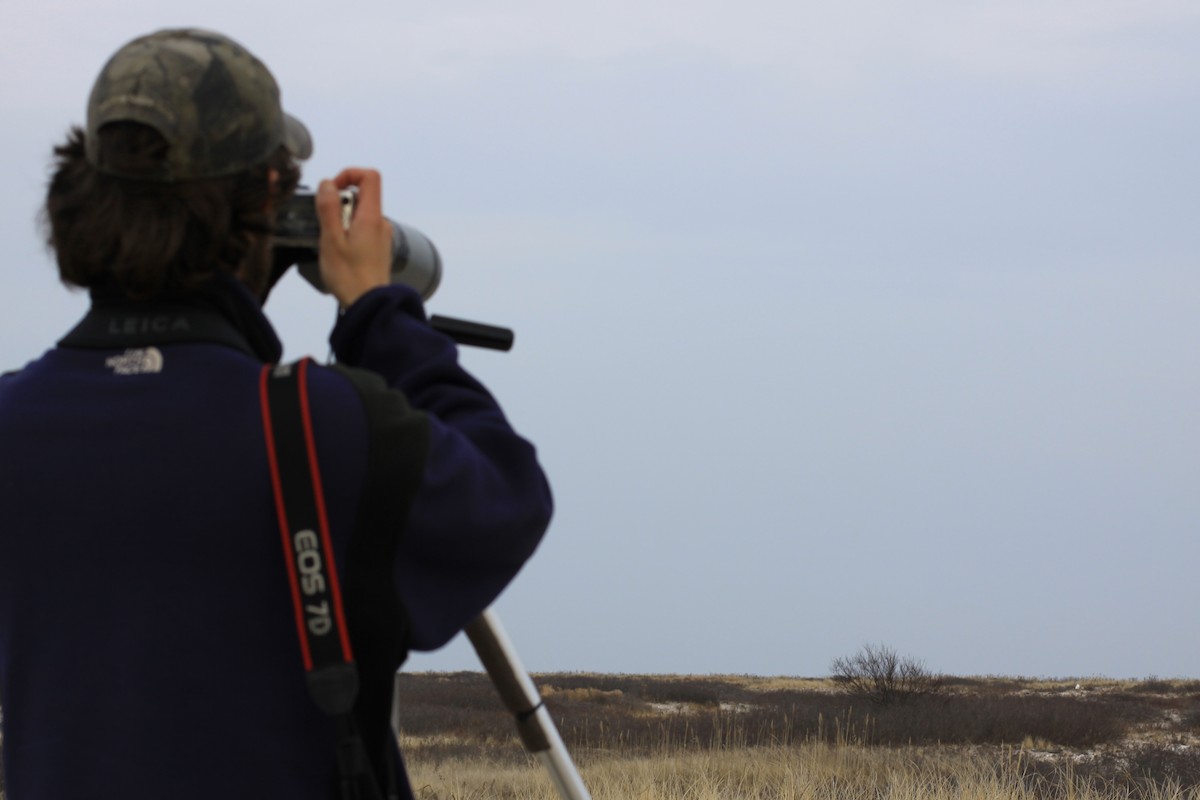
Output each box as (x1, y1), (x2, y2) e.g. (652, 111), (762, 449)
(405, 743), (1200, 800)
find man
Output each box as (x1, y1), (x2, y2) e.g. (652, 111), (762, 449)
(0, 28), (552, 799)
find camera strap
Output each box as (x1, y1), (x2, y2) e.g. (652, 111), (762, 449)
(260, 358), (386, 800)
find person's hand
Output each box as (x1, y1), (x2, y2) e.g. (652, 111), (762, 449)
(316, 168), (393, 308)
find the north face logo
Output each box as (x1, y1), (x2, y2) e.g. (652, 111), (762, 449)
(105, 347), (164, 375)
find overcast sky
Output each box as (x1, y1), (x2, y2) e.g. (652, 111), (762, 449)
(2, 1), (1197, 680)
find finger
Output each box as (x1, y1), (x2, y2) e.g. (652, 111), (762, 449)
(332, 166), (376, 188)
(314, 179), (346, 238)
(334, 168), (383, 223)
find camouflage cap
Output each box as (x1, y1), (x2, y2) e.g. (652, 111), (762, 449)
(85, 28), (312, 181)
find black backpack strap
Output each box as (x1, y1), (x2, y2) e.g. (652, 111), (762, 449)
(260, 358), (385, 800)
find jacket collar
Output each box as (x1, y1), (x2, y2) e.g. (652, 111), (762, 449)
(58, 274), (283, 363)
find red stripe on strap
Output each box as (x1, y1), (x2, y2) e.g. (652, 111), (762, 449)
(260, 365), (314, 671)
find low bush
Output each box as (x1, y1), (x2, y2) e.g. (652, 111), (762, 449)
(831, 643), (944, 705)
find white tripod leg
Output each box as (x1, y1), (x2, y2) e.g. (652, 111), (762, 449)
(465, 609), (591, 800)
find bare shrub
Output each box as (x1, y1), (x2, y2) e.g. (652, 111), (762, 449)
(830, 643), (942, 705)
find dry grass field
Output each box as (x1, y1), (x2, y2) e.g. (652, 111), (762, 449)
(394, 672), (1200, 799)
(3, 673), (1199, 798)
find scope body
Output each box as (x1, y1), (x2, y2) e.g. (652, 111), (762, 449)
(272, 191), (443, 300)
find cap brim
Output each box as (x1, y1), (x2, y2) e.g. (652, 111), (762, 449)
(282, 113), (312, 160)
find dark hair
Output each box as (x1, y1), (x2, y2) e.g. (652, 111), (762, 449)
(44, 123), (300, 299)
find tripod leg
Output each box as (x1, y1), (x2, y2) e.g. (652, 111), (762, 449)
(465, 609), (591, 800)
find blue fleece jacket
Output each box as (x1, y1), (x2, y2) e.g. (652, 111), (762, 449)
(0, 278), (551, 799)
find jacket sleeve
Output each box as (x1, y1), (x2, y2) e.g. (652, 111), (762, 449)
(329, 285), (553, 651)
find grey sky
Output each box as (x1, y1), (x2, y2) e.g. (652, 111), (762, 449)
(2, 1), (1197, 679)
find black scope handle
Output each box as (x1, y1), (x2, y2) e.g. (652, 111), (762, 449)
(430, 315), (514, 351)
